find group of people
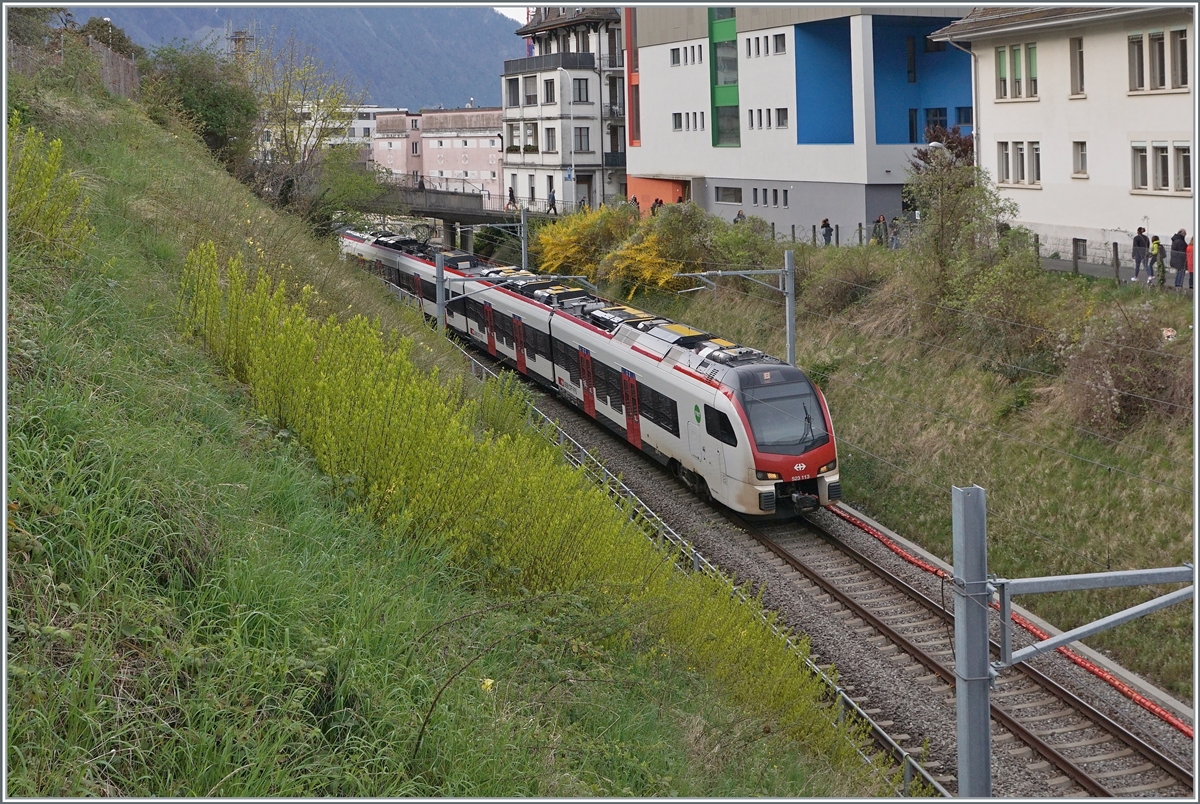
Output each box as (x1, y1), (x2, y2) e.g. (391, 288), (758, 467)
(632, 195), (685, 216)
(814, 216), (900, 249)
(1131, 227), (1194, 290)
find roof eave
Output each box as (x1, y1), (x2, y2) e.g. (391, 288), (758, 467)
(930, 7), (1180, 42)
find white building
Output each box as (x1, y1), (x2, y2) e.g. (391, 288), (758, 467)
(933, 7), (1195, 260)
(623, 6), (973, 233)
(502, 7), (627, 212)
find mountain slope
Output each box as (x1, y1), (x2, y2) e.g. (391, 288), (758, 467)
(68, 5), (530, 108)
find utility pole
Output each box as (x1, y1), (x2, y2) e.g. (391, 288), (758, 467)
(952, 485), (992, 798)
(435, 252), (446, 334)
(520, 206), (528, 272)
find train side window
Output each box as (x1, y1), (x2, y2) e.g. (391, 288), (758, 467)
(552, 337), (581, 384)
(525, 325), (552, 361)
(638, 382), (680, 436)
(421, 278), (437, 302)
(704, 404), (737, 446)
(493, 312), (514, 347)
(592, 359), (623, 412)
(465, 298), (485, 326)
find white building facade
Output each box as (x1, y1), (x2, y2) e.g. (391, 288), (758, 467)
(934, 7), (1195, 259)
(502, 7), (627, 212)
(624, 6), (973, 233)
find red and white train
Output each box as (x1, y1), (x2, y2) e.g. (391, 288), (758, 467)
(340, 229), (840, 517)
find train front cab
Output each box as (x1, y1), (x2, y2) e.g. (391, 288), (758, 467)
(710, 366), (841, 517)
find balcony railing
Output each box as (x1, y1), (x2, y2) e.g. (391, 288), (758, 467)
(606, 103), (625, 118)
(503, 51), (595, 75)
(602, 53), (624, 69)
(603, 151), (626, 168)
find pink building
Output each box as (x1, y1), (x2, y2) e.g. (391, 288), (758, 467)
(420, 108), (504, 205)
(372, 111), (422, 179)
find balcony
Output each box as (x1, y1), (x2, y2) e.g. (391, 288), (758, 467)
(602, 53), (624, 69)
(606, 103), (625, 118)
(603, 151), (626, 168)
(503, 51), (595, 75)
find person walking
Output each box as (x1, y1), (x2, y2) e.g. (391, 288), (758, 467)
(547, 187), (557, 216)
(1187, 236), (1194, 291)
(630, 195), (639, 213)
(889, 216), (901, 249)
(506, 186), (517, 211)
(1148, 235), (1163, 285)
(1170, 228), (1187, 288)
(820, 218), (833, 246)
(1131, 227), (1150, 280)
(871, 215), (887, 246)
(733, 209), (746, 224)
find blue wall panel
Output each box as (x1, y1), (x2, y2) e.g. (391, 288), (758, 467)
(872, 16), (971, 144)
(795, 18), (853, 144)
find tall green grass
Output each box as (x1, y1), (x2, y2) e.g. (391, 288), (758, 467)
(7, 68), (895, 796)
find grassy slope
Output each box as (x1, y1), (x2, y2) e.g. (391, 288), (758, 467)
(647, 249), (1194, 700)
(6, 84), (871, 795)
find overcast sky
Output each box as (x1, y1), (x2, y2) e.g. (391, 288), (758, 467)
(493, 6), (529, 23)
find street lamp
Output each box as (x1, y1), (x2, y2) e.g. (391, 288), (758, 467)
(102, 17), (112, 48)
(557, 66), (575, 213)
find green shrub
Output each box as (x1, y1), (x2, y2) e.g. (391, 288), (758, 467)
(6, 114), (94, 262)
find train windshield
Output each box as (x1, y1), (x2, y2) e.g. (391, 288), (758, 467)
(741, 380), (829, 456)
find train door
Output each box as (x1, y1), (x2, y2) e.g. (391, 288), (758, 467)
(413, 274), (424, 306)
(686, 403), (702, 462)
(578, 347), (596, 417)
(620, 369), (641, 448)
(512, 315), (527, 374)
(483, 303), (497, 356)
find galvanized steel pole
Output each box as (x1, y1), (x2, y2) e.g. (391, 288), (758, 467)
(784, 250), (796, 366)
(435, 252), (446, 334)
(953, 484), (992, 797)
(520, 206), (528, 273)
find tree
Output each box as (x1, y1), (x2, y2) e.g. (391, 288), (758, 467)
(247, 29), (366, 213)
(304, 144), (387, 236)
(6, 8), (64, 46)
(142, 42), (258, 168)
(76, 16), (145, 60)
(909, 125), (974, 173)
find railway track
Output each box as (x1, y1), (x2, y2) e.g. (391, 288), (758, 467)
(733, 515), (1193, 797)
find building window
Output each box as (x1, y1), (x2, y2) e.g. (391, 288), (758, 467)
(1175, 145), (1192, 190)
(670, 47), (680, 66)
(908, 108), (919, 143)
(747, 108), (754, 129)
(956, 106), (973, 126)
(411, 119), (419, 129)
(363, 127), (371, 138)
(752, 188), (758, 205)
(524, 122), (538, 148)
(925, 107), (947, 132)
(1074, 141), (1088, 175)
(692, 111), (698, 130)
(630, 84), (641, 142)
(772, 188), (779, 206)
(347, 127), (356, 138)
(1153, 144), (1170, 189)
(699, 111), (704, 130)
(1171, 29), (1189, 87)
(523, 75), (537, 105)
(1149, 32), (1167, 89)
(775, 108), (788, 128)
(673, 112), (683, 131)
(1132, 144), (1148, 188)
(1010, 44), (1022, 97)
(997, 141), (1010, 182)
(503, 77), (521, 106)
(387, 140), (392, 149)
(782, 188), (788, 207)
(755, 36), (761, 57)
(714, 185), (742, 203)
(774, 33), (786, 54)
(572, 77), (589, 102)
(1070, 37), (1085, 94)
(716, 106), (740, 146)
(544, 78), (555, 103)
(1026, 43), (1038, 95)
(1014, 142), (1026, 182)
(711, 8), (735, 21)
(544, 126), (556, 152)
(715, 40), (738, 85)
(746, 37), (752, 58)
(906, 36), (916, 82)
(756, 108), (763, 128)
(766, 108), (772, 128)
(1030, 141), (1041, 183)
(573, 126), (589, 152)
(411, 142), (419, 155)
(697, 44), (703, 62)
(995, 47), (1007, 98)
(1129, 35), (1145, 90)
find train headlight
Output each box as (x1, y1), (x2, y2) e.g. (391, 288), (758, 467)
(755, 470), (782, 481)
(818, 459), (837, 474)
